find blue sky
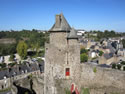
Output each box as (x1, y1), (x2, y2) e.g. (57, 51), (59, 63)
(0, 0), (125, 32)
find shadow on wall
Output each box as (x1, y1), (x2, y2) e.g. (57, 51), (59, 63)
(13, 81), (36, 94)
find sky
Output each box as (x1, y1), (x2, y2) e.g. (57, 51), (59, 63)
(0, 0), (125, 32)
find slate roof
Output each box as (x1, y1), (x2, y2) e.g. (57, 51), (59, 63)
(98, 64), (110, 68)
(103, 53), (113, 59)
(0, 63), (41, 80)
(49, 13), (71, 32)
(67, 28), (78, 39)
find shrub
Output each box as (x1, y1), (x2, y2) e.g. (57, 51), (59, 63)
(99, 51), (104, 56)
(37, 58), (43, 63)
(80, 48), (88, 54)
(82, 88), (90, 94)
(0, 63), (6, 68)
(80, 53), (88, 63)
(8, 62), (16, 67)
(9, 54), (15, 61)
(123, 66), (125, 71)
(117, 64), (121, 70)
(65, 88), (70, 94)
(121, 61), (125, 65)
(112, 64), (116, 69)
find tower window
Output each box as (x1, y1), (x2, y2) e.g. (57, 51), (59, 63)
(65, 68), (70, 76)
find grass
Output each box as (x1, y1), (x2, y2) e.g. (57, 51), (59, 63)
(65, 88), (70, 94)
(93, 67), (97, 73)
(82, 88), (90, 94)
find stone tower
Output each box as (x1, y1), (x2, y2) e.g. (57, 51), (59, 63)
(44, 13), (80, 94)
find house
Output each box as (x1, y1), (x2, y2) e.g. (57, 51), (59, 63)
(99, 53), (118, 65)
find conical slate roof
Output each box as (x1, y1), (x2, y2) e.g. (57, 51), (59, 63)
(67, 28), (78, 39)
(49, 13), (71, 32)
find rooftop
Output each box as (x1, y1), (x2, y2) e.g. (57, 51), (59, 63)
(49, 13), (71, 32)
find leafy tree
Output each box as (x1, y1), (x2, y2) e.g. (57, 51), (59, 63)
(9, 54), (15, 61)
(0, 63), (6, 68)
(121, 61), (125, 65)
(80, 53), (88, 63)
(16, 41), (28, 59)
(0, 44), (16, 56)
(112, 64), (116, 69)
(80, 48), (88, 54)
(123, 66), (125, 71)
(117, 64), (121, 70)
(82, 88), (90, 94)
(99, 51), (103, 56)
(8, 62), (16, 67)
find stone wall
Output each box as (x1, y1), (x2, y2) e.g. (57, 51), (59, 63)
(49, 32), (67, 48)
(0, 78), (10, 90)
(54, 63), (125, 94)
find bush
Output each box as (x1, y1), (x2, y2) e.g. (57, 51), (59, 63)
(123, 66), (125, 71)
(65, 88), (70, 94)
(99, 51), (103, 56)
(121, 61), (125, 65)
(80, 48), (88, 54)
(0, 63), (6, 68)
(37, 58), (43, 63)
(80, 53), (88, 63)
(82, 88), (90, 94)
(112, 64), (116, 69)
(8, 62), (16, 67)
(117, 64), (121, 70)
(9, 54), (15, 61)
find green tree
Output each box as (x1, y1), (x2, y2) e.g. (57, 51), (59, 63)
(9, 54), (15, 61)
(99, 51), (103, 56)
(117, 64), (121, 70)
(112, 64), (116, 69)
(80, 53), (88, 63)
(80, 48), (88, 54)
(121, 61), (125, 65)
(16, 41), (28, 59)
(123, 66), (125, 71)
(0, 63), (6, 68)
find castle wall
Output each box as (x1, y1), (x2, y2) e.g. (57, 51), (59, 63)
(50, 32), (67, 48)
(45, 38), (81, 94)
(53, 63), (125, 94)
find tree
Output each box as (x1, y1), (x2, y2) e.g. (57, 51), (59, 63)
(9, 54), (15, 61)
(16, 41), (28, 59)
(112, 64), (116, 69)
(99, 51), (103, 56)
(121, 61), (125, 65)
(80, 53), (88, 63)
(123, 66), (125, 71)
(80, 48), (88, 54)
(117, 64), (121, 70)
(0, 63), (6, 68)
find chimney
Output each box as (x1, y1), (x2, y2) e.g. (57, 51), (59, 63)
(55, 14), (61, 28)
